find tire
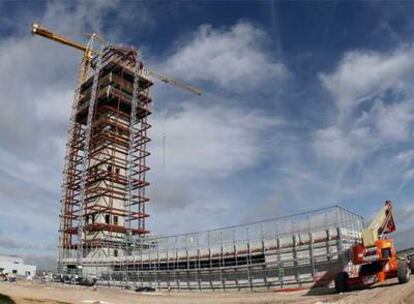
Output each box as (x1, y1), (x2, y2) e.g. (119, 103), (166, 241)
(397, 259), (410, 284)
(335, 272), (349, 293)
(410, 256), (414, 274)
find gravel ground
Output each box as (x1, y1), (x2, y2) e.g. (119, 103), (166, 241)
(0, 277), (413, 304)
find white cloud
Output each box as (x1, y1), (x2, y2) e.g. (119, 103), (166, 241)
(371, 100), (414, 141)
(162, 22), (288, 92)
(146, 102), (281, 231)
(319, 47), (414, 112)
(150, 103), (280, 177)
(313, 97), (414, 162)
(314, 125), (379, 161)
(315, 44), (414, 162)
(144, 20), (287, 227)
(312, 44), (414, 220)
(40, 1), (118, 35)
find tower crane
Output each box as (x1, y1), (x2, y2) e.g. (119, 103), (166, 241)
(334, 201), (413, 293)
(31, 22), (202, 95)
(32, 22), (201, 278)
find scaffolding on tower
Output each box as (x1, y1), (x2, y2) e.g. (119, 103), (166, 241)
(57, 45), (154, 272)
(31, 23), (201, 275)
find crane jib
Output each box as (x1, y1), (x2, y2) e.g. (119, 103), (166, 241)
(31, 22), (202, 96)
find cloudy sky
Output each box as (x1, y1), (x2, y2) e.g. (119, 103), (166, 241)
(1, 1), (414, 269)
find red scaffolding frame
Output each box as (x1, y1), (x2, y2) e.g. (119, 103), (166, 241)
(58, 47), (152, 269)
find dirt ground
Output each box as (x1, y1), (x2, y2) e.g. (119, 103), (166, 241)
(0, 278), (414, 304)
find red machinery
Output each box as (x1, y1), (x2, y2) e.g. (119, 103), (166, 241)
(335, 201), (412, 292)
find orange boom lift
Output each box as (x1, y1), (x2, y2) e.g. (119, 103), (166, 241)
(335, 201), (412, 292)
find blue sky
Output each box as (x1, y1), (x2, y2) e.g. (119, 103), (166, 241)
(1, 1), (414, 268)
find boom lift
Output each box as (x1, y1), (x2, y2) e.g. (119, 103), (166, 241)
(335, 201), (412, 292)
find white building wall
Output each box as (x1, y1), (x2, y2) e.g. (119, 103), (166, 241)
(0, 256), (36, 277)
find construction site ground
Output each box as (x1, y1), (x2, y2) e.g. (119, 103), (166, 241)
(0, 278), (414, 304)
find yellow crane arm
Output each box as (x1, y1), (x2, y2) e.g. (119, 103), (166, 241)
(32, 23), (89, 53)
(31, 22), (202, 95)
(145, 68), (202, 96)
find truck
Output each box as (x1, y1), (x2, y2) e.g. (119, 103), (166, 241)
(335, 201), (413, 292)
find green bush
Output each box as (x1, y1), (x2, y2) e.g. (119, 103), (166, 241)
(0, 293), (15, 304)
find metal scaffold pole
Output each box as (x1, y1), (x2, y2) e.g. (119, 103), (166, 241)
(126, 50), (142, 233)
(77, 45), (104, 272)
(57, 56), (88, 273)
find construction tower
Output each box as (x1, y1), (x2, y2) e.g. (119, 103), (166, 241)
(58, 46), (152, 273)
(31, 23), (201, 275)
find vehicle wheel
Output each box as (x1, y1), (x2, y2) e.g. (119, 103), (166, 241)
(397, 259), (410, 284)
(334, 272), (349, 293)
(410, 257), (414, 274)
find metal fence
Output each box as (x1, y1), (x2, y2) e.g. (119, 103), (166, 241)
(71, 205), (363, 290)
